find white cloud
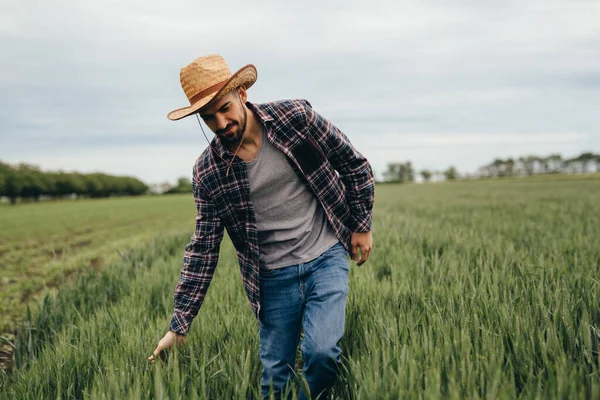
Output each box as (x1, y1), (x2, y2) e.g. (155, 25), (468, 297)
(1, 0), (599, 181)
(359, 132), (587, 148)
(413, 88), (534, 107)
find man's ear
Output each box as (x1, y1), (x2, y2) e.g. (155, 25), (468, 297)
(237, 85), (248, 103)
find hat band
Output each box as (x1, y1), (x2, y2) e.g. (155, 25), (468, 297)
(189, 80), (227, 105)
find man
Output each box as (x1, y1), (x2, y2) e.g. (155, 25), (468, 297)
(149, 54), (375, 399)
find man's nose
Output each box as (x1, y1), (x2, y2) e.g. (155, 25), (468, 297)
(215, 113), (228, 130)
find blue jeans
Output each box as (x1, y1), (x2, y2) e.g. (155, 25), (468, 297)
(259, 242), (350, 399)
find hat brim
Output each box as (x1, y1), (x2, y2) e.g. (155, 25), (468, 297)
(167, 64), (257, 121)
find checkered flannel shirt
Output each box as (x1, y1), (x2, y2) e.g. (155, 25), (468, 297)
(169, 99), (375, 335)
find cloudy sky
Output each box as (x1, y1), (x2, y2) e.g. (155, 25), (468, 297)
(1, 0), (599, 183)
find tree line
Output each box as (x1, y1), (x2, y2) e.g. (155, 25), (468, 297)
(381, 161), (459, 183)
(0, 161), (148, 204)
(163, 177), (193, 194)
(477, 152), (600, 178)
(381, 151), (600, 183)
(3, 150), (597, 204)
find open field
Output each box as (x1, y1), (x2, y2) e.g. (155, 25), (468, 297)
(459, 172), (600, 183)
(1, 179), (599, 398)
(0, 195), (196, 367)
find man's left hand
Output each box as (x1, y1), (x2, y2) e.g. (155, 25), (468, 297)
(350, 231), (373, 266)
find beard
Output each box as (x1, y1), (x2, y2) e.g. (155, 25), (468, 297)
(216, 108), (247, 145)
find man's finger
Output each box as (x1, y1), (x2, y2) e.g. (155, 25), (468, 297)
(148, 346), (162, 362)
(357, 246), (371, 266)
(149, 350), (167, 361)
(351, 242), (359, 261)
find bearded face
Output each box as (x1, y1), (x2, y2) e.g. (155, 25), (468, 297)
(199, 89), (247, 145)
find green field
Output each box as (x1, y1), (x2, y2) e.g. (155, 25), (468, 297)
(0, 195), (196, 368)
(1, 179), (599, 399)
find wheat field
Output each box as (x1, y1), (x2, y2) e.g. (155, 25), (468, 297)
(1, 179), (599, 399)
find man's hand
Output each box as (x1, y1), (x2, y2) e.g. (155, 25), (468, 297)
(148, 330), (186, 363)
(350, 231), (373, 266)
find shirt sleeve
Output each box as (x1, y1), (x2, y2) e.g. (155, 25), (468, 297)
(303, 100), (375, 233)
(169, 175), (224, 335)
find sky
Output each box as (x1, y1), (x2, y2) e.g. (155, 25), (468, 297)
(1, 0), (599, 183)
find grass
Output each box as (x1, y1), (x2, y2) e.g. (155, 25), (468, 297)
(0, 194), (196, 369)
(1, 177), (599, 398)
(461, 172), (600, 183)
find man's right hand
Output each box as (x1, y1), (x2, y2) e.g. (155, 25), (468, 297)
(148, 330), (186, 363)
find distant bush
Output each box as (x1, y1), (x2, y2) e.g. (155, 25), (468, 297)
(164, 177), (193, 194)
(0, 161), (148, 204)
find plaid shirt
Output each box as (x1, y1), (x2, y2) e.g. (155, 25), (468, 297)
(169, 99), (375, 335)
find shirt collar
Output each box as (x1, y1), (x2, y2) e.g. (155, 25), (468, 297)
(211, 101), (273, 161)
(247, 101), (274, 124)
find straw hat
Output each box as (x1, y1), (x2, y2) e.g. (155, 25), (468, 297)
(167, 54), (257, 121)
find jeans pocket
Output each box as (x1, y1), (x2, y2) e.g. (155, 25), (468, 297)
(259, 268), (278, 278)
(324, 241), (348, 258)
(320, 242), (350, 273)
(259, 265), (291, 279)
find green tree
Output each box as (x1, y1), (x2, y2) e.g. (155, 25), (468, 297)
(575, 152), (596, 173)
(52, 172), (84, 197)
(383, 162), (414, 183)
(444, 166), (458, 181)
(165, 177), (193, 194)
(0, 161), (9, 198)
(491, 159), (504, 177)
(546, 154), (563, 173)
(122, 176), (148, 195)
(517, 155), (539, 176)
(505, 158), (515, 176)
(1, 164), (21, 204)
(16, 164), (45, 201)
(420, 169), (432, 182)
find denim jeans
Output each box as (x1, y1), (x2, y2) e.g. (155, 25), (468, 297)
(259, 242), (349, 399)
